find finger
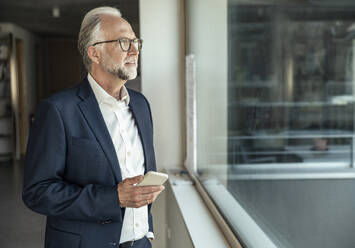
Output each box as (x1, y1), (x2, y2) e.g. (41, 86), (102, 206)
(147, 192), (160, 204)
(129, 191), (157, 203)
(151, 191), (161, 201)
(126, 192), (160, 208)
(135, 185), (164, 194)
(137, 198), (153, 207)
(121, 196), (147, 208)
(120, 186), (163, 204)
(124, 175), (144, 185)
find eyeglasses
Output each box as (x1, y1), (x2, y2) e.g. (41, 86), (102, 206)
(91, 38), (143, 52)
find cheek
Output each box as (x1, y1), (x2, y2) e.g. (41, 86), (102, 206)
(106, 47), (125, 65)
(115, 55), (126, 66)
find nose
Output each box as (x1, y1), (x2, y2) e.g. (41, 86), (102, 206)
(128, 42), (139, 55)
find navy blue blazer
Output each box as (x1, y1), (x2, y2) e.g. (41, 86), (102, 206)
(22, 79), (156, 248)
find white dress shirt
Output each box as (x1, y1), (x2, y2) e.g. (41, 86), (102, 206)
(88, 74), (153, 243)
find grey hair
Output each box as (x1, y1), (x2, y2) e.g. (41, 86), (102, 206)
(78, 6), (122, 72)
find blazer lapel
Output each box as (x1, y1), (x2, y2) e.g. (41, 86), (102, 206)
(129, 96), (149, 173)
(77, 80), (122, 182)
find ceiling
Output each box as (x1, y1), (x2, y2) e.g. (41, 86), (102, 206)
(0, 0), (139, 37)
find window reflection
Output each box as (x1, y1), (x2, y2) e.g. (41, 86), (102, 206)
(222, 3), (355, 248)
(228, 5), (355, 170)
(190, 1), (355, 247)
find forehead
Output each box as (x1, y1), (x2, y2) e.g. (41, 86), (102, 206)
(100, 15), (136, 39)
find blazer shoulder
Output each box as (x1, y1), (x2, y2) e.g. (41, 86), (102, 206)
(127, 88), (150, 106)
(43, 83), (82, 107)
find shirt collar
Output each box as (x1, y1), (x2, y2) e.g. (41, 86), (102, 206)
(87, 73), (130, 106)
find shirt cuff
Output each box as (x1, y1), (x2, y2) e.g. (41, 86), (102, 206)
(146, 232), (155, 240)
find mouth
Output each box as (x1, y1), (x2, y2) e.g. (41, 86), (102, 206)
(124, 58), (137, 66)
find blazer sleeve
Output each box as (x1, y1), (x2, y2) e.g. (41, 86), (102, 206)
(22, 100), (123, 223)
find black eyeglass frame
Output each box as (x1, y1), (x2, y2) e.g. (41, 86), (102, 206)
(91, 38), (143, 52)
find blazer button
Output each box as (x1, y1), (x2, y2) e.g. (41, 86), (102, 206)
(108, 241), (117, 246)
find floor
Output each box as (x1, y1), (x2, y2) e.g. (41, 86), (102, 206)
(0, 161), (45, 248)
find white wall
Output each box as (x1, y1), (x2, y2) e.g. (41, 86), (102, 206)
(139, 1), (185, 247)
(139, 0), (185, 172)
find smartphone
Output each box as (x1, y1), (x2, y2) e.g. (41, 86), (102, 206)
(137, 171), (169, 186)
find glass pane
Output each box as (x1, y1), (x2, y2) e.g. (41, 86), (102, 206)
(227, 4), (355, 247)
(190, 1), (355, 247)
(228, 5), (355, 170)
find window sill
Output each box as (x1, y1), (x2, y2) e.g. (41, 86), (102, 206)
(168, 170), (279, 248)
(167, 171), (231, 248)
(202, 178), (277, 248)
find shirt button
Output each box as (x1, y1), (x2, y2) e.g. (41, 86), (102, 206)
(127, 151), (131, 156)
(135, 223), (139, 228)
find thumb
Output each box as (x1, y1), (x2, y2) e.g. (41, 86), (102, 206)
(125, 175), (144, 185)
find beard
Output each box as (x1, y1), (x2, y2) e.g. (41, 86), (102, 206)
(107, 66), (137, 81)
(101, 55), (137, 80)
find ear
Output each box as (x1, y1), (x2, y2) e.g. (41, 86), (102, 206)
(87, 46), (101, 64)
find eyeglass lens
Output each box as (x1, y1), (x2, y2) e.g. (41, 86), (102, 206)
(119, 39), (142, 51)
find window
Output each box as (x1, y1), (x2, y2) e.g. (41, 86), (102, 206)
(228, 4), (355, 176)
(186, 0), (355, 247)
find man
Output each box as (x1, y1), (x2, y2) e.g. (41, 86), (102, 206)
(22, 6), (163, 248)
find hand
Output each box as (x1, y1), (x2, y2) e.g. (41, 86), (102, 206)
(117, 175), (164, 208)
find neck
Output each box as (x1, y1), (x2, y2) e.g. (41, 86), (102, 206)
(90, 67), (126, 100)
